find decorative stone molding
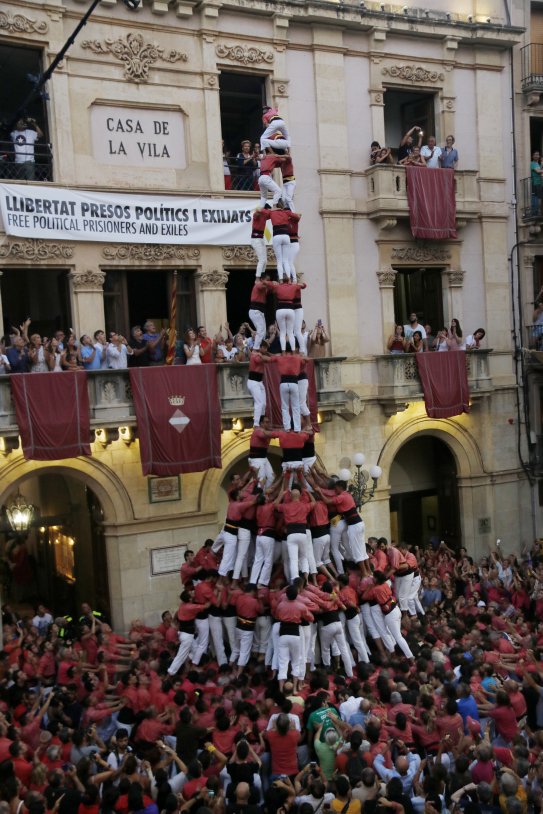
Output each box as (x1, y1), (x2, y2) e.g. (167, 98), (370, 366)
(82, 33), (187, 83)
(382, 65), (444, 83)
(376, 268), (397, 288)
(523, 253), (536, 267)
(0, 11), (48, 34)
(215, 43), (273, 66)
(222, 245), (275, 264)
(391, 246), (451, 263)
(370, 90), (384, 105)
(205, 74), (218, 87)
(0, 239), (73, 260)
(446, 269), (465, 287)
(68, 270), (106, 290)
(197, 269), (229, 289)
(442, 97), (456, 111)
(102, 245), (200, 262)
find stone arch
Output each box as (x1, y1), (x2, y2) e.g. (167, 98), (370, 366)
(377, 416), (486, 489)
(0, 455), (135, 526)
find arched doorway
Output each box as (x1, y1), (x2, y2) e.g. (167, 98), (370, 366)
(389, 435), (460, 549)
(1, 473), (110, 620)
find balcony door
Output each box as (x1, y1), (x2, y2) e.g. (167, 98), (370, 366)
(2, 268), (71, 339)
(393, 267), (444, 335)
(104, 269), (196, 337)
(384, 89), (436, 160)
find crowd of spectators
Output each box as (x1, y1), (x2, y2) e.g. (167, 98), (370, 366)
(370, 130), (459, 169)
(0, 318), (330, 374)
(1, 529), (543, 814)
(386, 315), (486, 354)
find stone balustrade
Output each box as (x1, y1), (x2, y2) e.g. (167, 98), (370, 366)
(375, 350), (493, 416)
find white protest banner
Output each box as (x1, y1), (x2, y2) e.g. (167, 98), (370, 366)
(0, 184), (256, 245)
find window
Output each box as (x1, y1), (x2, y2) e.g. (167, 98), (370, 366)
(220, 72), (266, 191)
(2, 268), (71, 339)
(104, 269), (197, 337)
(0, 43), (52, 181)
(393, 267), (444, 334)
(384, 89), (436, 160)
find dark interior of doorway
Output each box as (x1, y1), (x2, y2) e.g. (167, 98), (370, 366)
(0, 43), (49, 138)
(393, 267), (444, 336)
(2, 268), (71, 339)
(219, 72), (267, 157)
(389, 437), (460, 549)
(226, 267), (278, 336)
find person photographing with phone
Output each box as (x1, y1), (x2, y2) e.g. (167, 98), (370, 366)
(309, 320), (330, 359)
(10, 117), (44, 180)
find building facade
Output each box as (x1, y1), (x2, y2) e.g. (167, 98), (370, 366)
(0, 0), (532, 629)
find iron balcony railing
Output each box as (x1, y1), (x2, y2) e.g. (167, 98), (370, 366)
(223, 158), (260, 192)
(0, 140), (53, 182)
(518, 177), (542, 221)
(521, 44), (543, 92)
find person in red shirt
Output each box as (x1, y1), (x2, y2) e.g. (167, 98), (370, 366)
(272, 350), (306, 431)
(248, 416), (275, 489)
(317, 481), (370, 575)
(247, 343), (273, 428)
(480, 691), (519, 744)
(250, 208), (269, 279)
(337, 574), (370, 664)
(231, 584), (262, 672)
(275, 481), (315, 582)
(281, 150), (296, 211)
(250, 495), (278, 587)
(167, 590), (208, 677)
(180, 550), (198, 587)
(275, 585), (314, 691)
(218, 490), (258, 579)
(265, 712), (301, 778)
(366, 572), (414, 660)
(249, 275), (272, 351)
(271, 272), (306, 356)
(258, 149), (285, 208)
(264, 203), (301, 282)
(197, 326), (214, 363)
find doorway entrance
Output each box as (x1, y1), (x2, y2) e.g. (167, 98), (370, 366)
(1, 474), (110, 619)
(388, 435), (461, 549)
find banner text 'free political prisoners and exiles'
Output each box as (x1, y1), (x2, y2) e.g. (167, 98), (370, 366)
(0, 184), (256, 245)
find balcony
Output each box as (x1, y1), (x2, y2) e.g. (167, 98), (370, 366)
(224, 159), (259, 193)
(375, 350), (493, 416)
(521, 43), (543, 100)
(0, 358), (347, 442)
(364, 165), (480, 227)
(0, 141), (53, 183)
(518, 177), (543, 224)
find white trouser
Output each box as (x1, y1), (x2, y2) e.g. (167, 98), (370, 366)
(208, 615), (227, 665)
(347, 520), (368, 563)
(298, 377), (310, 418)
(283, 181), (296, 209)
(218, 530), (238, 576)
(369, 604), (396, 652)
(234, 627), (255, 666)
(278, 633), (300, 680)
(212, 529), (224, 553)
(253, 615), (272, 654)
(280, 381), (301, 431)
(248, 457), (274, 489)
(305, 530), (318, 575)
(258, 174), (282, 207)
(250, 534), (276, 585)
(266, 621), (280, 668)
(288, 241), (300, 281)
(308, 622), (318, 670)
(394, 572), (414, 612)
(346, 613), (370, 663)
(330, 519), (347, 574)
(361, 603), (381, 642)
(282, 458), (303, 474)
(312, 533), (331, 567)
(276, 308), (296, 352)
(247, 378), (266, 426)
(250, 238), (267, 278)
(300, 624), (311, 674)
(383, 605), (414, 659)
(294, 308), (306, 355)
(168, 631), (194, 675)
(191, 618), (209, 664)
(407, 573), (425, 617)
(260, 119), (290, 149)
(273, 234), (292, 280)
(233, 527), (252, 580)
(249, 308), (267, 350)
(286, 531), (306, 581)
(303, 456), (317, 474)
(222, 615), (237, 653)
(319, 620), (353, 677)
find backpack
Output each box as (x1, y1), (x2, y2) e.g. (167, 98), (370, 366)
(345, 750), (365, 784)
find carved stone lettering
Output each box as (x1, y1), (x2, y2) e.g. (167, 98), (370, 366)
(382, 65), (444, 83)
(0, 240), (73, 260)
(215, 43), (274, 66)
(391, 246), (451, 263)
(102, 244), (200, 261)
(0, 11), (48, 34)
(82, 32), (187, 83)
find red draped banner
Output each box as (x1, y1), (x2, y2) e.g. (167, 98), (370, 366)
(11, 371), (91, 460)
(406, 166), (457, 240)
(263, 359), (319, 431)
(129, 365), (222, 476)
(416, 352), (470, 419)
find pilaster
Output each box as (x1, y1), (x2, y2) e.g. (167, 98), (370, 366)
(195, 268), (229, 332)
(68, 270), (106, 337)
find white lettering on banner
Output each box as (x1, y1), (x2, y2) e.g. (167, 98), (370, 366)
(91, 105), (186, 169)
(0, 184), (255, 245)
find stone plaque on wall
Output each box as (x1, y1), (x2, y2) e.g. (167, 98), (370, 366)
(91, 104), (186, 169)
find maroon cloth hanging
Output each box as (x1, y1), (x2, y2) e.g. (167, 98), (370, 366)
(263, 358), (319, 431)
(129, 365), (222, 475)
(405, 166), (457, 239)
(416, 352), (470, 419)
(10, 371), (91, 460)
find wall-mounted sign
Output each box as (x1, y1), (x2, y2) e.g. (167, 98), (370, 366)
(150, 544), (187, 576)
(91, 105), (186, 168)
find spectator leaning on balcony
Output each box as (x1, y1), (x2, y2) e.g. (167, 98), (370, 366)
(78, 334), (101, 370)
(465, 328), (486, 350)
(106, 331), (133, 369)
(399, 146), (426, 166)
(234, 140), (258, 191)
(531, 151), (543, 214)
(10, 117), (43, 180)
(440, 135), (459, 168)
(421, 135), (442, 168)
(397, 125), (422, 163)
(386, 324), (405, 355)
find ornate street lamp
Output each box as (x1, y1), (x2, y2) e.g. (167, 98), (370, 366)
(5, 492), (36, 535)
(338, 452), (382, 510)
